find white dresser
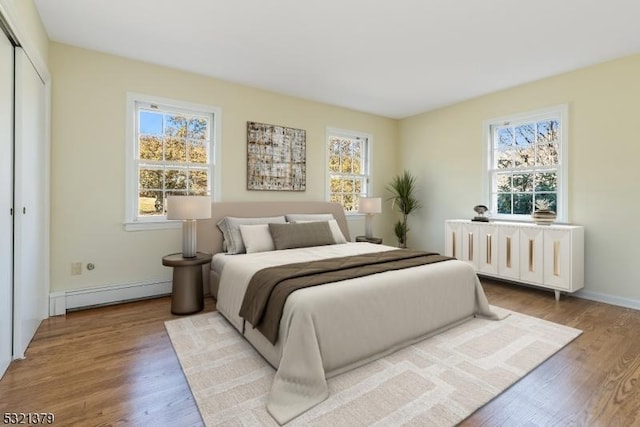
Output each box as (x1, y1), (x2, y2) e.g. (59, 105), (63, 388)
(444, 220), (584, 300)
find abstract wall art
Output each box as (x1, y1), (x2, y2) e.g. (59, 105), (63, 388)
(246, 121), (306, 191)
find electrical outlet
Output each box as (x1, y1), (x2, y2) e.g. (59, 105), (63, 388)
(71, 262), (82, 275)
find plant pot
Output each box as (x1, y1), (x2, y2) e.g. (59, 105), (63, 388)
(532, 209), (556, 225)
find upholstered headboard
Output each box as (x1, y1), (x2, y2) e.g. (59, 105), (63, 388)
(196, 201), (351, 256)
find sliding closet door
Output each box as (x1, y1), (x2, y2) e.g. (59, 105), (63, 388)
(13, 47), (47, 358)
(0, 30), (14, 376)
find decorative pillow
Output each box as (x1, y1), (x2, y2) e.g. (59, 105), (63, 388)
(285, 213), (335, 223)
(292, 219), (347, 244)
(268, 222), (335, 250)
(326, 220), (348, 244)
(239, 224), (275, 254)
(217, 216), (287, 254)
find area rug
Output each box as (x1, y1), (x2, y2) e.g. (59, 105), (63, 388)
(165, 307), (581, 426)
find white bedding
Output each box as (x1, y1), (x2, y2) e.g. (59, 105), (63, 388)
(214, 242), (499, 424)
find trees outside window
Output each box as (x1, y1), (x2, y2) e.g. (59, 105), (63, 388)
(484, 105), (568, 222)
(125, 94), (221, 230)
(326, 128), (371, 212)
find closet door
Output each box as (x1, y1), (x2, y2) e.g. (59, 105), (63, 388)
(0, 30), (14, 376)
(13, 48), (47, 358)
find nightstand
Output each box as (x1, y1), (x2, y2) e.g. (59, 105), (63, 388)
(355, 236), (383, 244)
(162, 252), (212, 315)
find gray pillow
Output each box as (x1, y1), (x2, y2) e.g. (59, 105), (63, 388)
(269, 222), (335, 250)
(292, 219), (347, 244)
(217, 216), (287, 254)
(286, 213), (346, 243)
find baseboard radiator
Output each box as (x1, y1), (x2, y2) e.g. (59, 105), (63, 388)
(49, 280), (172, 315)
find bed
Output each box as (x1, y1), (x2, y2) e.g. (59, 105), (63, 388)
(196, 201), (500, 424)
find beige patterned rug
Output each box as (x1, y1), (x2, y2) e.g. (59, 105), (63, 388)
(165, 307), (581, 426)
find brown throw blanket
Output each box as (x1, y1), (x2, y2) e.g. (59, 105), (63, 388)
(239, 249), (453, 344)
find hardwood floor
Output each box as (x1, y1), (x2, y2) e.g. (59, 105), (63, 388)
(1, 281), (639, 426)
(0, 297), (216, 427)
(463, 279), (640, 427)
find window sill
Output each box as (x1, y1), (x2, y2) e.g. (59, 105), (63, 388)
(490, 215), (567, 224)
(124, 220), (182, 232)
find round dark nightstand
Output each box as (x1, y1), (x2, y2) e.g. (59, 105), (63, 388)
(162, 252), (212, 315)
(355, 236), (383, 244)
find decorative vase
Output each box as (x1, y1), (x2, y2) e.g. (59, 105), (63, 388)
(532, 209), (556, 225)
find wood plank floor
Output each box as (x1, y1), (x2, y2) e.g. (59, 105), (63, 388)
(1, 280), (639, 426)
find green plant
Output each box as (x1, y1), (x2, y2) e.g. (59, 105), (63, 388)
(387, 170), (421, 248)
(534, 199), (552, 211)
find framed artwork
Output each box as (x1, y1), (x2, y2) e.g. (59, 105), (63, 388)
(247, 121), (306, 191)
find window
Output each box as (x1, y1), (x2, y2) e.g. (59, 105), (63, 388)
(484, 105), (568, 221)
(326, 128), (371, 212)
(125, 94), (221, 230)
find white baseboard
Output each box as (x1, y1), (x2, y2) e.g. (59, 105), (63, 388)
(480, 276), (640, 312)
(574, 289), (640, 311)
(49, 291), (66, 316)
(49, 280), (172, 315)
(49, 279), (639, 317)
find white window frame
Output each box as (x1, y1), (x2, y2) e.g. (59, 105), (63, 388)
(124, 93), (222, 231)
(483, 104), (568, 223)
(325, 127), (372, 215)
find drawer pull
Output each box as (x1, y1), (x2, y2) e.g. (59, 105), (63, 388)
(468, 232), (473, 261)
(452, 232), (456, 258)
(486, 234), (492, 265)
(506, 236), (512, 268)
(529, 239), (534, 272)
(554, 240), (560, 276)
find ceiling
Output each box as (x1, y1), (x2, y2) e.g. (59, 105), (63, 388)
(34, 0), (640, 119)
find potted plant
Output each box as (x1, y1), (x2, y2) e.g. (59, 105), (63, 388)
(387, 170), (421, 248)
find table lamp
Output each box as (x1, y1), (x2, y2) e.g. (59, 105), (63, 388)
(358, 197), (382, 238)
(167, 195), (211, 258)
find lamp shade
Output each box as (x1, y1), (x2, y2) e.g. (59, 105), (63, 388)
(358, 197), (382, 214)
(166, 196), (211, 220)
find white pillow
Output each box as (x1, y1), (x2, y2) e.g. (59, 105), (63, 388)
(327, 219), (348, 244)
(292, 219), (347, 244)
(217, 216), (287, 254)
(239, 224), (275, 253)
(285, 213), (334, 222)
(329, 219), (347, 244)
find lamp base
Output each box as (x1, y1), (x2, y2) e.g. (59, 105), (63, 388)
(182, 220), (197, 258)
(364, 214), (374, 239)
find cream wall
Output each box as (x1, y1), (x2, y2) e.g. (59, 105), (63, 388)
(399, 54), (640, 303)
(49, 42), (399, 293)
